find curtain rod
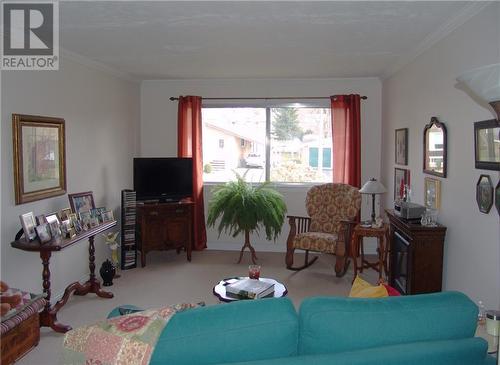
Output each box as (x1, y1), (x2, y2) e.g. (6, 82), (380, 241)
(169, 95), (367, 101)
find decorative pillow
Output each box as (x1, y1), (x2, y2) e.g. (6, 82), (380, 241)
(348, 276), (388, 298)
(381, 283), (401, 296)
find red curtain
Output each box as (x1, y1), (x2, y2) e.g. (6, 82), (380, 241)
(178, 96), (207, 250)
(331, 94), (361, 188)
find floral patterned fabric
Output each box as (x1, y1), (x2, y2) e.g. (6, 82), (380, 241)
(62, 303), (200, 365)
(293, 183), (361, 253)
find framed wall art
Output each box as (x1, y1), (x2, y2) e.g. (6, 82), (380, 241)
(423, 117), (447, 178)
(12, 114), (66, 205)
(424, 177), (441, 209)
(395, 128), (408, 165)
(394, 168), (410, 201)
(474, 120), (500, 171)
(476, 174), (493, 214)
(68, 191), (95, 215)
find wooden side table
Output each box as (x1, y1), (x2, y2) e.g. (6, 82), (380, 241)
(351, 223), (390, 282)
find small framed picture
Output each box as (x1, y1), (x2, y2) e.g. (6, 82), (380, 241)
(46, 213), (61, 237)
(68, 191), (95, 215)
(79, 211), (92, 230)
(424, 177), (441, 209)
(35, 223), (52, 243)
(90, 217), (99, 228)
(59, 207), (72, 221)
(19, 212), (37, 241)
(395, 128), (408, 165)
(96, 207), (106, 222)
(35, 214), (47, 225)
(476, 174), (493, 214)
(101, 210), (114, 223)
(394, 168), (411, 201)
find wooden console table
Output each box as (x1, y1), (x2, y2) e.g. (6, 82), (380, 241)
(11, 221), (116, 333)
(137, 201), (193, 267)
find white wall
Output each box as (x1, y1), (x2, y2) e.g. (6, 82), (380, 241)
(1, 57), (140, 299)
(141, 78), (382, 253)
(381, 3), (500, 308)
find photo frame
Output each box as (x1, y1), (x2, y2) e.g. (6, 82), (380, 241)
(495, 180), (500, 216)
(395, 128), (408, 165)
(474, 120), (500, 171)
(59, 207), (72, 221)
(424, 177), (441, 209)
(45, 213), (61, 237)
(68, 191), (95, 215)
(394, 168), (411, 201)
(19, 212), (37, 241)
(101, 210), (114, 223)
(476, 174), (493, 214)
(423, 117), (447, 178)
(35, 223), (52, 243)
(12, 114), (66, 205)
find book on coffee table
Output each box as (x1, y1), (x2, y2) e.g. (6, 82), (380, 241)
(225, 278), (274, 299)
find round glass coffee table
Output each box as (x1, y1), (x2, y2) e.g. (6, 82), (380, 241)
(213, 277), (288, 303)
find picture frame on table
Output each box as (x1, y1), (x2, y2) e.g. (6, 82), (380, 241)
(35, 223), (52, 243)
(45, 213), (61, 238)
(19, 212), (37, 241)
(474, 120), (500, 171)
(12, 114), (66, 205)
(35, 214), (47, 225)
(394, 168), (410, 201)
(101, 210), (114, 223)
(79, 211), (92, 230)
(476, 175), (493, 214)
(424, 177), (441, 210)
(68, 191), (95, 215)
(395, 128), (408, 165)
(59, 207), (72, 221)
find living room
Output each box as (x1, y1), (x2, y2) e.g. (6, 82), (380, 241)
(1, 2), (499, 365)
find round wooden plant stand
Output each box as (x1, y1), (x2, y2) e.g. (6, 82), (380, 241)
(237, 230), (258, 264)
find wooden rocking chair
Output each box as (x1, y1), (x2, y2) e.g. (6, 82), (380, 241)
(285, 183), (361, 277)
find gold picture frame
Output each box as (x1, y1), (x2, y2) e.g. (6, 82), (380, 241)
(424, 177), (441, 209)
(13, 114), (66, 205)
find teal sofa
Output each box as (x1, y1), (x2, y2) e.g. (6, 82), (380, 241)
(150, 291), (495, 365)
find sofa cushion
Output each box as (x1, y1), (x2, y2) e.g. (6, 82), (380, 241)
(150, 297), (298, 365)
(298, 291), (478, 355)
(223, 338), (490, 365)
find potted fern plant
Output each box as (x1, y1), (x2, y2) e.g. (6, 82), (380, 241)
(207, 172), (287, 264)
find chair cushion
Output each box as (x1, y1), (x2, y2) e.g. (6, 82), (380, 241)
(293, 232), (338, 254)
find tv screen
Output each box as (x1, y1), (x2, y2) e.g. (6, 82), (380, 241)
(133, 158), (193, 201)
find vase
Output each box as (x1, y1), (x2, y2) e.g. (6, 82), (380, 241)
(100, 259), (116, 286)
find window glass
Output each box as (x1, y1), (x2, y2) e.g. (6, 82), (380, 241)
(202, 106), (332, 184)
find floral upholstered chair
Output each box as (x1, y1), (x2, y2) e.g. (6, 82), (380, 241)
(285, 183), (361, 277)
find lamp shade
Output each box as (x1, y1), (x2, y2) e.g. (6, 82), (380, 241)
(457, 63), (500, 103)
(360, 178), (386, 195)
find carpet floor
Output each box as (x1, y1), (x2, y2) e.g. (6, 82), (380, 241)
(17, 249), (378, 365)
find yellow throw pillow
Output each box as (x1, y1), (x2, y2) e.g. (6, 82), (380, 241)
(349, 276), (388, 298)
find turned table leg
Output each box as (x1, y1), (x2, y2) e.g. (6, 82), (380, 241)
(39, 251), (72, 333)
(87, 236), (113, 298)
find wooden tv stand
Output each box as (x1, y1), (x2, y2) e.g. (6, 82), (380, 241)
(137, 201), (193, 267)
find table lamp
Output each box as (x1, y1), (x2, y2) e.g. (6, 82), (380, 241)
(359, 178), (387, 224)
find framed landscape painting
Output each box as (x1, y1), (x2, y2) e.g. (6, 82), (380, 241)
(12, 114), (66, 205)
(68, 192), (96, 215)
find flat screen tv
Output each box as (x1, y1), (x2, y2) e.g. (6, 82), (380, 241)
(133, 158), (193, 202)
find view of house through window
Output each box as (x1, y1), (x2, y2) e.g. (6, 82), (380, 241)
(202, 105), (332, 184)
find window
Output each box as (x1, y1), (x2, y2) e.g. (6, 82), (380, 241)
(202, 105), (332, 183)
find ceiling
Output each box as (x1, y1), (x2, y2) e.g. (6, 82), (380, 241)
(59, 1), (486, 80)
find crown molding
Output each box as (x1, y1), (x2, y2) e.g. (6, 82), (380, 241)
(60, 48), (139, 83)
(381, 1), (493, 80)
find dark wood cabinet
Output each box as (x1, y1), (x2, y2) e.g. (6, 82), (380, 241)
(385, 210), (447, 295)
(137, 202), (193, 267)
